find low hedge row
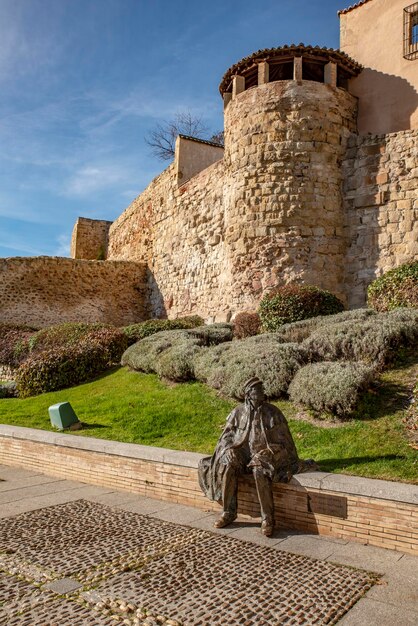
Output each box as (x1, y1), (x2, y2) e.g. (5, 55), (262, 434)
(194, 337), (306, 399)
(121, 307), (417, 418)
(302, 308), (418, 367)
(16, 326), (128, 397)
(122, 316), (204, 344)
(121, 324), (233, 382)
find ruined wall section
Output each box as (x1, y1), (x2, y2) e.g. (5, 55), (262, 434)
(343, 129), (418, 308)
(71, 217), (112, 260)
(223, 80), (358, 309)
(0, 257), (149, 328)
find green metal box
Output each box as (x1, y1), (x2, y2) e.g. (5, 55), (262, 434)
(48, 402), (79, 430)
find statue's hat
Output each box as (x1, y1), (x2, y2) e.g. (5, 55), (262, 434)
(243, 377), (263, 394)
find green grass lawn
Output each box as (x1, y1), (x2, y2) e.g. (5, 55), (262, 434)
(1, 362), (417, 484)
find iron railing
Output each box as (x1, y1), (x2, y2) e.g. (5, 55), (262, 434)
(404, 3), (418, 60)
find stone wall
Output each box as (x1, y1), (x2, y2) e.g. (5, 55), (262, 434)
(343, 130), (418, 308)
(108, 80), (358, 319)
(0, 257), (149, 328)
(71, 217), (112, 260)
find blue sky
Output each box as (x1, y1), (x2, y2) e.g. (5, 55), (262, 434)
(0, 0), (350, 258)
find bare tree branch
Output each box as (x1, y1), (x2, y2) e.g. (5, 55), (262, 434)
(145, 112), (209, 161)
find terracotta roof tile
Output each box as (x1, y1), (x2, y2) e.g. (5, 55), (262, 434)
(178, 134), (224, 149)
(219, 44), (362, 95)
(338, 0), (374, 16)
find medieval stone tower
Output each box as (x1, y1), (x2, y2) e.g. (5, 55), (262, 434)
(220, 47), (360, 310)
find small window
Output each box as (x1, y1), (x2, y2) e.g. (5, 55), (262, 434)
(413, 20), (418, 44)
(404, 3), (418, 59)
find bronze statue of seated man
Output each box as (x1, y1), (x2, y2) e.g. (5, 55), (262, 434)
(198, 377), (317, 536)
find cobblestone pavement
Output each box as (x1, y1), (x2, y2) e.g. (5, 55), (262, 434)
(0, 499), (380, 626)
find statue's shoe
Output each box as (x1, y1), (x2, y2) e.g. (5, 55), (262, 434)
(261, 519), (274, 537)
(214, 513), (236, 528)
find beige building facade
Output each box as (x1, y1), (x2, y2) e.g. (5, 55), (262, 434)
(0, 1), (417, 327)
(340, 0), (418, 133)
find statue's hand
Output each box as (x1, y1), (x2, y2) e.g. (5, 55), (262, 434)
(222, 448), (242, 468)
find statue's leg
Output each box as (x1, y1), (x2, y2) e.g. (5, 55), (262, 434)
(214, 464), (238, 528)
(253, 467), (274, 536)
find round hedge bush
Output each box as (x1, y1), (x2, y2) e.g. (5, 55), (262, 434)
(258, 284), (344, 331)
(233, 312), (261, 339)
(288, 361), (375, 417)
(368, 262), (418, 311)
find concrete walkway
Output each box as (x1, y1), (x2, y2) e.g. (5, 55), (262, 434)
(0, 464), (416, 625)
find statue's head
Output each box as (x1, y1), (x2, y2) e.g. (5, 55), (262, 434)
(244, 377), (265, 408)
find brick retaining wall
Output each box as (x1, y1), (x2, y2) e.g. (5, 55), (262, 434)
(0, 425), (416, 555)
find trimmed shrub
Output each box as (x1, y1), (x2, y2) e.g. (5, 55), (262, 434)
(0, 323), (36, 368)
(121, 324), (232, 381)
(233, 312), (261, 339)
(122, 330), (193, 373)
(26, 322), (107, 354)
(288, 361), (375, 417)
(122, 316), (204, 344)
(302, 308), (418, 367)
(156, 343), (201, 381)
(16, 327), (128, 397)
(258, 284), (344, 331)
(187, 323), (233, 346)
(278, 308), (377, 343)
(194, 338), (306, 399)
(368, 262), (418, 311)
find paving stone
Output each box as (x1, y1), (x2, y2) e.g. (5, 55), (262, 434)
(87, 491), (143, 506)
(274, 534), (338, 560)
(186, 512), (244, 534)
(0, 499), (381, 626)
(0, 465), (41, 480)
(337, 597), (418, 626)
(117, 497), (188, 515)
(325, 541), (404, 574)
(364, 553), (418, 611)
(227, 523), (286, 547)
(0, 474), (59, 493)
(96, 530), (379, 626)
(0, 479), (82, 504)
(43, 577), (83, 594)
(151, 503), (213, 524)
